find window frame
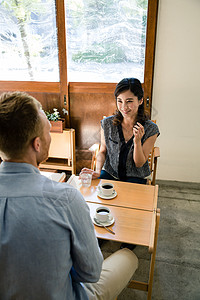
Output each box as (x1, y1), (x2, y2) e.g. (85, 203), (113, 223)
(0, 0), (159, 121)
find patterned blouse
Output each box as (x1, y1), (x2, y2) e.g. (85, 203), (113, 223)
(101, 116), (160, 180)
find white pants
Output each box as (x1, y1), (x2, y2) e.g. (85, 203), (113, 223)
(83, 248), (138, 300)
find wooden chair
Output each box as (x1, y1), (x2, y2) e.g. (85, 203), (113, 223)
(89, 121), (160, 186)
(146, 120), (160, 185)
(89, 143), (101, 172)
(147, 146), (160, 185)
(40, 128), (76, 174)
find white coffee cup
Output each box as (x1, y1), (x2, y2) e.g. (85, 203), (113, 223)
(96, 206), (111, 223)
(99, 183), (114, 196)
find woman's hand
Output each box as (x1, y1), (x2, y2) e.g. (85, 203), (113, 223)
(79, 168), (100, 180)
(133, 122), (145, 144)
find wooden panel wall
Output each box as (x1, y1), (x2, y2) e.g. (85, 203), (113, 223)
(29, 92), (61, 113)
(70, 92), (116, 149)
(69, 91), (117, 172)
(0, 89), (61, 114)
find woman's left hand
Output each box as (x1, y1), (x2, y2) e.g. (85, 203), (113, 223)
(133, 122), (145, 144)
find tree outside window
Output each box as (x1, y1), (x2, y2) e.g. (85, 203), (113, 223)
(66, 0), (148, 82)
(0, 0), (59, 81)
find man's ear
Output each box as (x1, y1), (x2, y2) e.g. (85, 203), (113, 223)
(32, 137), (41, 152)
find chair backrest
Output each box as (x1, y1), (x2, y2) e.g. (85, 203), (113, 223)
(148, 146), (160, 185)
(142, 120), (160, 185)
(148, 120), (156, 173)
(40, 128), (76, 174)
(89, 143), (100, 171)
(49, 130), (73, 159)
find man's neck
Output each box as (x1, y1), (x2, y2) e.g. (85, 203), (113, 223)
(3, 152), (38, 168)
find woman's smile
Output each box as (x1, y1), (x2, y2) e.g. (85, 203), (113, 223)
(121, 110), (131, 115)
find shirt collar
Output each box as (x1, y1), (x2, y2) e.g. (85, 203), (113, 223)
(0, 161), (40, 175)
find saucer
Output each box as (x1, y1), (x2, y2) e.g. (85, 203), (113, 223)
(97, 189), (117, 200)
(92, 215), (115, 227)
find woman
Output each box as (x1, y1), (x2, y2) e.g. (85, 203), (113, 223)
(81, 77), (160, 184)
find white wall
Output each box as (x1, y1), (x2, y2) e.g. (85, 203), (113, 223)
(152, 0), (200, 183)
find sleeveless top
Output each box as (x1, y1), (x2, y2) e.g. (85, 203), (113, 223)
(101, 116), (160, 180)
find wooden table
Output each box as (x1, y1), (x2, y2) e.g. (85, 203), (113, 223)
(67, 175), (160, 300)
(78, 178), (158, 211)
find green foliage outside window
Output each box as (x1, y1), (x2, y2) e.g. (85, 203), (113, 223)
(66, 0), (148, 81)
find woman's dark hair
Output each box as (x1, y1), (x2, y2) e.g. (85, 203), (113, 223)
(113, 77), (149, 125)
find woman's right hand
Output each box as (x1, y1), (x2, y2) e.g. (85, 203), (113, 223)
(79, 168), (100, 180)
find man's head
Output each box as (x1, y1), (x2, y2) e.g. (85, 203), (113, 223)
(0, 91), (51, 165)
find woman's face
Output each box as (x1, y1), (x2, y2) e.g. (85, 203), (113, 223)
(116, 89), (143, 120)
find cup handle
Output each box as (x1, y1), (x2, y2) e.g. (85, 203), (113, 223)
(108, 214), (113, 221)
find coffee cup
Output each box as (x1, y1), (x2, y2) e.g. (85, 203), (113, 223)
(99, 183), (114, 196)
(96, 206), (111, 223)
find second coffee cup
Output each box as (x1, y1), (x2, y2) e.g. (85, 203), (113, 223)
(99, 183), (114, 196)
(96, 206), (111, 223)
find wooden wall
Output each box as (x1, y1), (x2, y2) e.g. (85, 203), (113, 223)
(0, 89), (61, 114)
(69, 91), (117, 172)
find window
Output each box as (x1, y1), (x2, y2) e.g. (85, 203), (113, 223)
(0, 0), (59, 81)
(66, 0), (148, 82)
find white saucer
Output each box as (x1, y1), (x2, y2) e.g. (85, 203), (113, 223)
(92, 215), (115, 227)
(97, 189), (117, 200)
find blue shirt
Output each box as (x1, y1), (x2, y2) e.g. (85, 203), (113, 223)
(0, 162), (103, 300)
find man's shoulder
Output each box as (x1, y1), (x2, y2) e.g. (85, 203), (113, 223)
(41, 177), (84, 207)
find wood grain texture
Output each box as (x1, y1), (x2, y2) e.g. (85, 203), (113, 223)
(56, 0), (70, 126)
(70, 93), (116, 149)
(69, 82), (117, 94)
(143, 0), (159, 115)
(87, 202), (153, 247)
(79, 178), (157, 212)
(0, 81), (60, 93)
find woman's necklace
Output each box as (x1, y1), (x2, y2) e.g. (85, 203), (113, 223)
(121, 122), (134, 143)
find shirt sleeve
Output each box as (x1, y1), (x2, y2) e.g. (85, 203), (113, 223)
(66, 189), (103, 283)
(142, 121), (160, 144)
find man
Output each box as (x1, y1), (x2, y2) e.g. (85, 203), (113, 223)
(0, 91), (138, 300)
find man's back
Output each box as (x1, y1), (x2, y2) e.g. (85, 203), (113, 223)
(0, 162), (103, 300)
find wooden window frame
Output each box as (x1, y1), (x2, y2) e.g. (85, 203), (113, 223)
(0, 0), (159, 118)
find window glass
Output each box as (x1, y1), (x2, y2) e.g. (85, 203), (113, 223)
(66, 0), (148, 83)
(0, 0), (59, 81)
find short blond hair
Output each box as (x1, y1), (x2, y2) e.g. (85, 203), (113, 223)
(0, 91), (43, 159)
